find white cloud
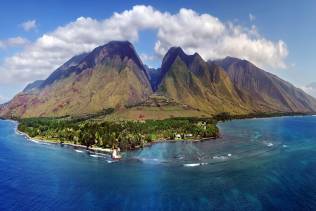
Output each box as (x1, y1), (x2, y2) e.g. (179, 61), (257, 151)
(0, 5), (288, 86)
(153, 10), (287, 69)
(302, 83), (316, 98)
(249, 13), (256, 22)
(21, 20), (37, 31)
(6, 37), (29, 46)
(140, 53), (157, 63)
(0, 94), (8, 104)
(0, 36), (29, 49)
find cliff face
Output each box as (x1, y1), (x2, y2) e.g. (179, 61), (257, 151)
(213, 57), (316, 113)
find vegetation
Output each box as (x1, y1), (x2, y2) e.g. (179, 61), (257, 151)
(16, 110), (312, 151)
(18, 117), (219, 151)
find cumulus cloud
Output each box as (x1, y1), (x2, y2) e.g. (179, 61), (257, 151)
(21, 20), (37, 31)
(0, 5), (288, 85)
(0, 36), (29, 49)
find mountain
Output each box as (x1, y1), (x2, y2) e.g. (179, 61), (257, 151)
(40, 52), (88, 88)
(22, 53), (90, 93)
(1, 42), (315, 119)
(23, 80), (44, 93)
(0, 41), (152, 118)
(106, 94), (210, 120)
(156, 47), (252, 114)
(213, 57), (316, 113)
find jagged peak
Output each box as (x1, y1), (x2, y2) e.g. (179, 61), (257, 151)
(83, 40), (144, 68)
(164, 46), (186, 57)
(107, 40), (133, 47)
(161, 47), (205, 71)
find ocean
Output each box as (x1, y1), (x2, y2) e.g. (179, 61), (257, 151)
(0, 116), (315, 210)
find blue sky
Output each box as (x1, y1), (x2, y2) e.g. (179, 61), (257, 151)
(0, 0), (316, 102)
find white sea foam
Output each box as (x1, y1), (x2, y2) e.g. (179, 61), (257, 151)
(39, 142), (51, 146)
(282, 144), (288, 148)
(213, 155), (229, 160)
(75, 150), (84, 153)
(174, 155), (184, 160)
(29, 138), (39, 143)
(90, 154), (102, 158)
(138, 158), (166, 164)
(267, 143), (274, 147)
(263, 141), (274, 147)
(183, 163), (208, 167)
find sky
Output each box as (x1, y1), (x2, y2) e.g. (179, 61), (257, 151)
(0, 0), (316, 103)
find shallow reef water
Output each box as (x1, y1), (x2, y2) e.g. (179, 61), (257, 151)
(0, 116), (315, 210)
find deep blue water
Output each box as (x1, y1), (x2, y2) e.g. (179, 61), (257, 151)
(0, 116), (316, 210)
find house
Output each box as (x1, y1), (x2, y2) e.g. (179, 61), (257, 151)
(185, 134), (193, 138)
(175, 134), (182, 140)
(111, 148), (122, 160)
(197, 121), (207, 130)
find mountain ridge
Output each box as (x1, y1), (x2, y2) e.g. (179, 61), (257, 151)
(213, 57), (316, 113)
(0, 41), (153, 118)
(1, 41), (315, 119)
(156, 49), (252, 114)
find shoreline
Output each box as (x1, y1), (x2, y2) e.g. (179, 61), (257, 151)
(5, 113), (314, 155)
(217, 112), (316, 122)
(16, 126), (218, 153)
(14, 123), (114, 155)
(12, 120), (218, 154)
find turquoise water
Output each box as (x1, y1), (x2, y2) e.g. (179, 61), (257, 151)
(0, 116), (316, 210)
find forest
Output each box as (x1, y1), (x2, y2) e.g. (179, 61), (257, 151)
(18, 117), (219, 151)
